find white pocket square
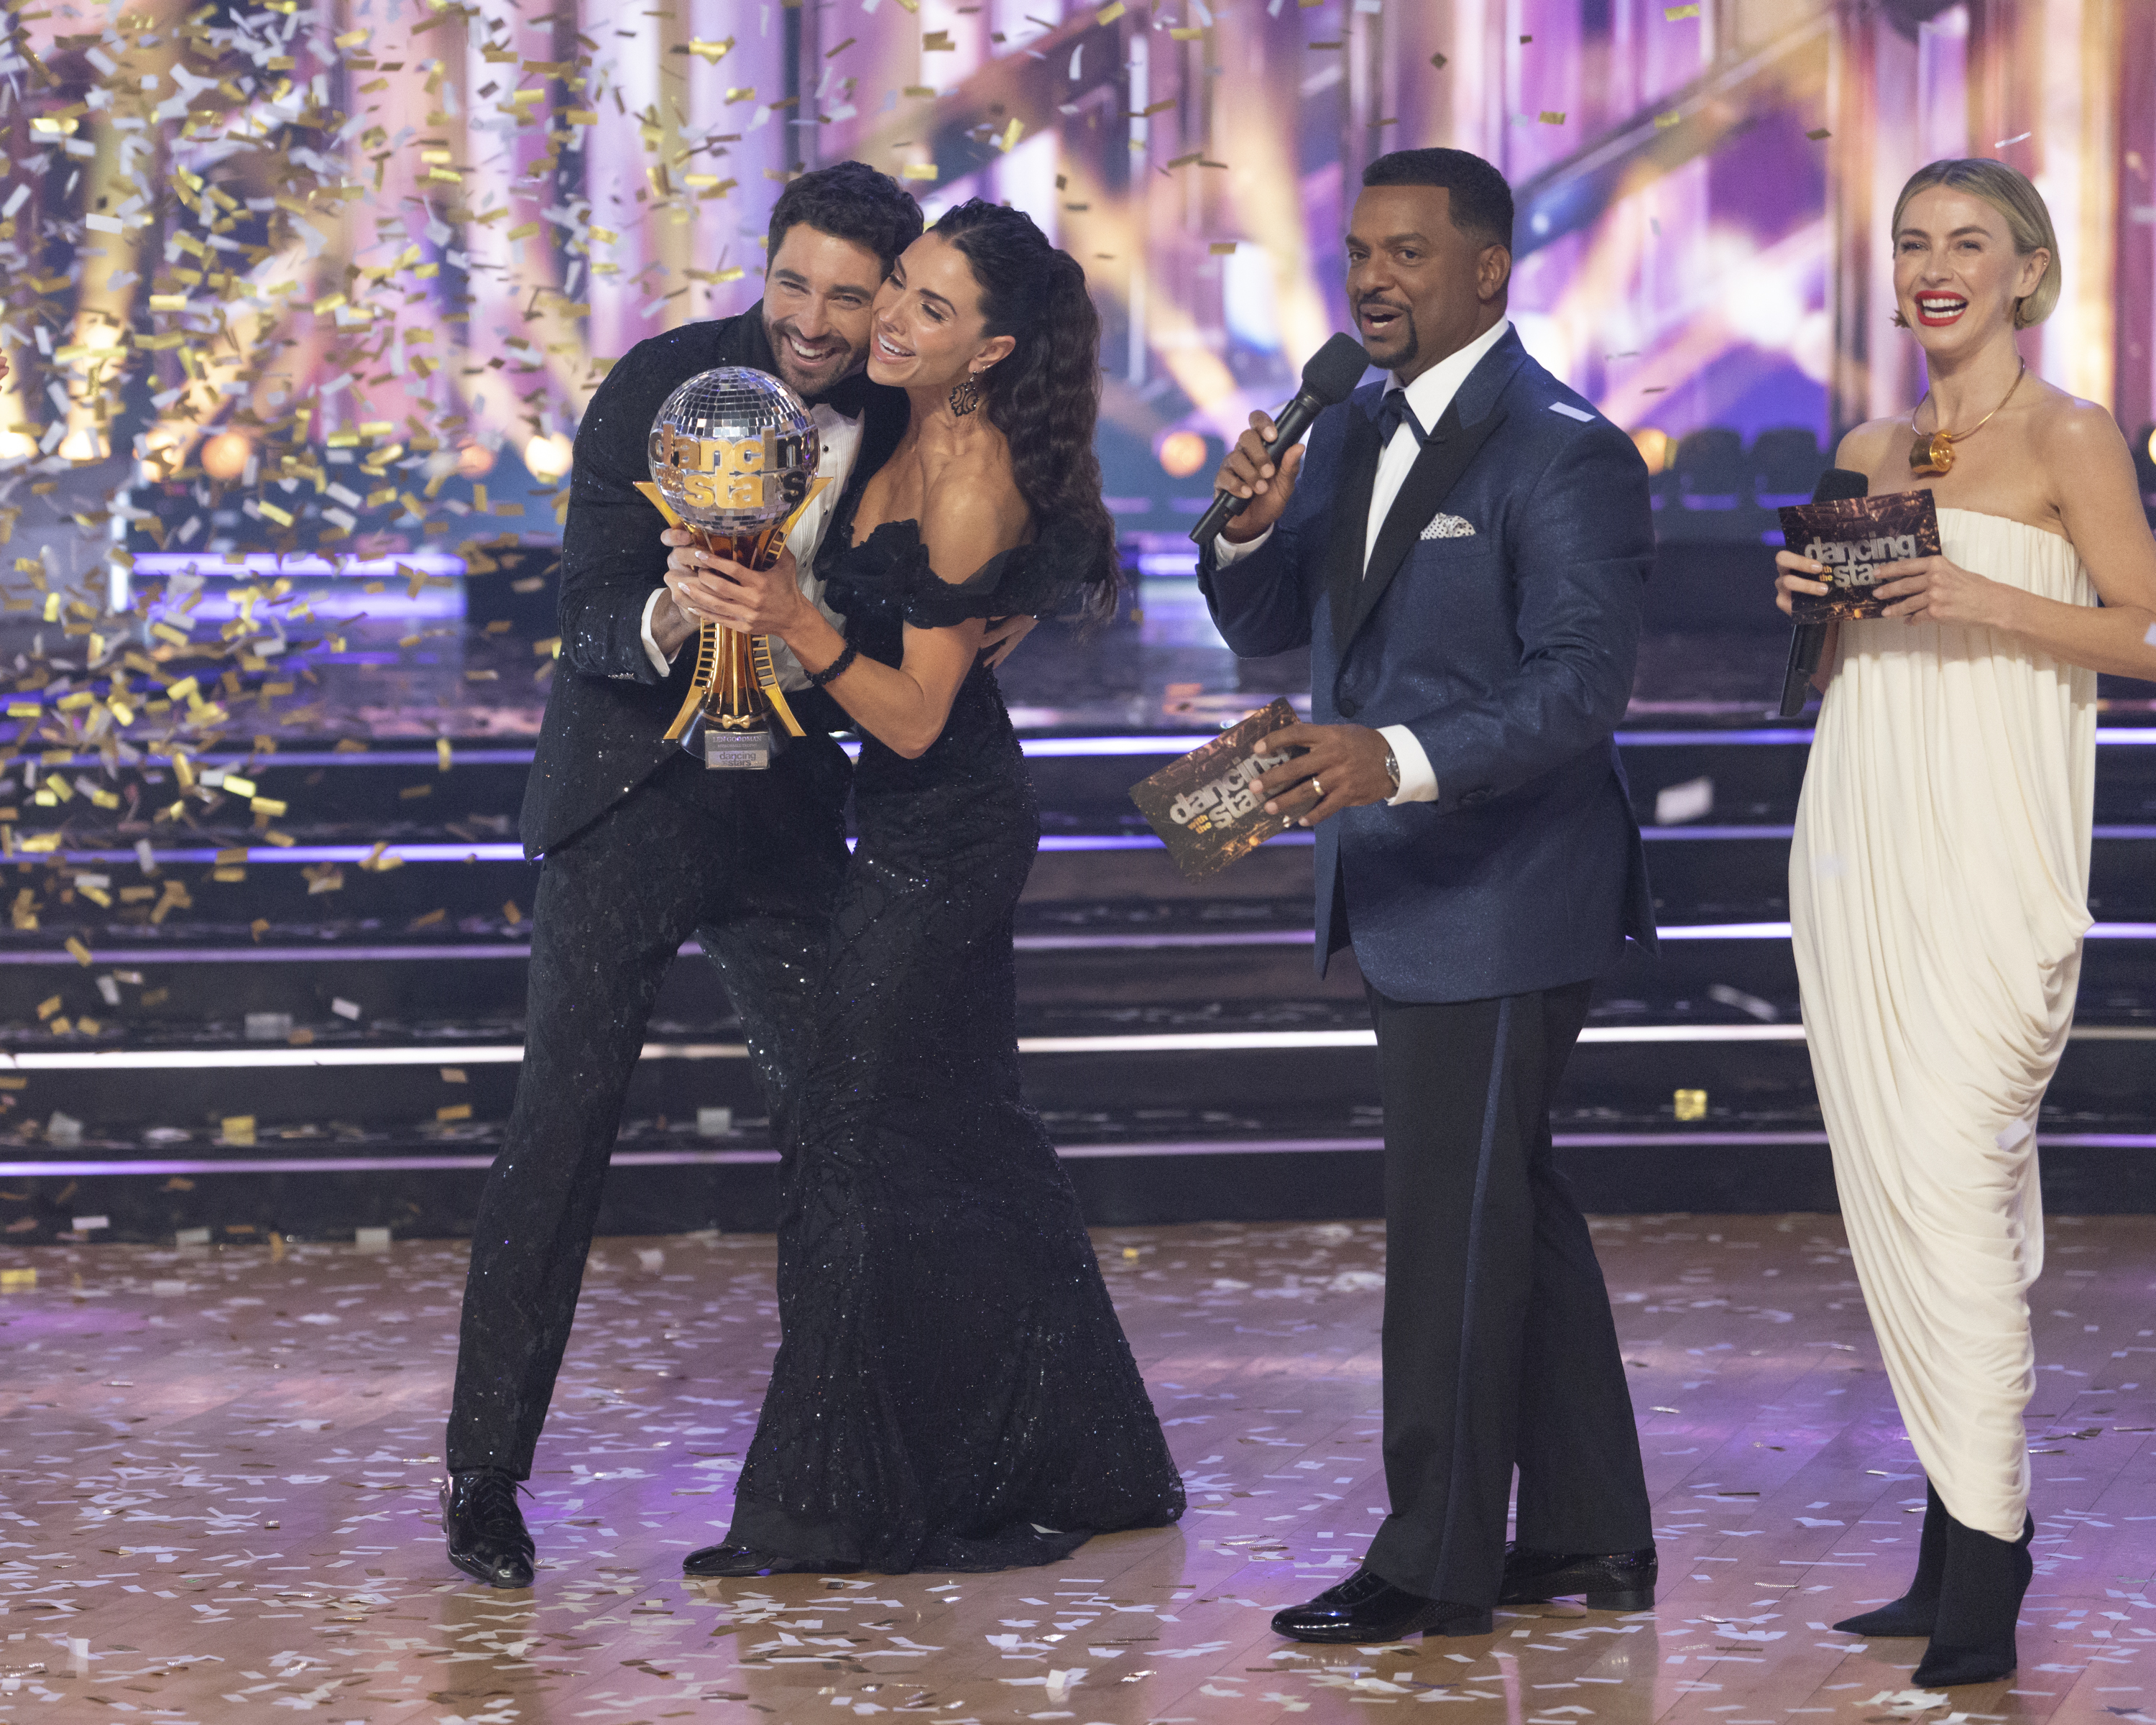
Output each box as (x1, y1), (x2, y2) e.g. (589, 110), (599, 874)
(1419, 513), (1476, 540)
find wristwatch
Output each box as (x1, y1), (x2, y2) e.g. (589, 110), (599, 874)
(1383, 750), (1401, 796)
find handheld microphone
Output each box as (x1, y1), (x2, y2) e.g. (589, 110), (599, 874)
(1775, 466), (1869, 719)
(1188, 332), (1372, 548)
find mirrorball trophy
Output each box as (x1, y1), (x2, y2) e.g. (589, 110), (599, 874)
(645, 367), (829, 770)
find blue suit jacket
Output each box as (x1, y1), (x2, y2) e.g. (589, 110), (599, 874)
(1197, 326), (1657, 1003)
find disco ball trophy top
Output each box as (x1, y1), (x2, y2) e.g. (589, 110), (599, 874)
(643, 367), (829, 770)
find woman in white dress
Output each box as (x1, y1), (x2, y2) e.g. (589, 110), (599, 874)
(1778, 159), (2156, 1688)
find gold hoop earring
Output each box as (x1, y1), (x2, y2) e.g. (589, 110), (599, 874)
(949, 373), (981, 417)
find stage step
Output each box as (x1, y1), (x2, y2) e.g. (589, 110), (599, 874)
(4, 722), (2151, 1238)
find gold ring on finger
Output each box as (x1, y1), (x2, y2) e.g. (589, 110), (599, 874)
(1311, 776), (1324, 800)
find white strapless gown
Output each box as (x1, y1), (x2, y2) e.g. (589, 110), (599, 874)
(1789, 507), (2096, 1542)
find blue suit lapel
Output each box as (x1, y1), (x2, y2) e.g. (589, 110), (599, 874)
(1348, 329), (1531, 645)
(1324, 408), (1383, 653)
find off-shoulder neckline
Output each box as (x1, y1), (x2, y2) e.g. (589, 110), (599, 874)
(845, 515), (922, 554)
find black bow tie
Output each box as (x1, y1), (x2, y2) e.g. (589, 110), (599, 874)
(1375, 391), (1427, 446)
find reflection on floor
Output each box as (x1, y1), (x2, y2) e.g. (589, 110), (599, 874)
(1, 1215), (2150, 1722)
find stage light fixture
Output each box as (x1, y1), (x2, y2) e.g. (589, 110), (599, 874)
(201, 431), (252, 480)
(1156, 428), (1210, 479)
(456, 441), (497, 479)
(524, 432), (574, 482)
(1630, 426), (1670, 474)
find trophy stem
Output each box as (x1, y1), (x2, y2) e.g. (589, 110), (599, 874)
(660, 522), (809, 766)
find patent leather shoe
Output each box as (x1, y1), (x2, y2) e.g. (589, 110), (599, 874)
(442, 1468), (535, 1589)
(1271, 1568), (1493, 1643)
(682, 1543), (862, 1579)
(1498, 1543), (1657, 1610)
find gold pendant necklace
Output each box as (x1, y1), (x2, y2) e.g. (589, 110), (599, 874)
(1909, 359), (2025, 478)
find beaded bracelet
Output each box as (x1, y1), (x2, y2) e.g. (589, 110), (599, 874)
(805, 642), (858, 688)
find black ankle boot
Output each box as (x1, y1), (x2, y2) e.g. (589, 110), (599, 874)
(1912, 1509), (2033, 1687)
(1834, 1481), (1948, 1636)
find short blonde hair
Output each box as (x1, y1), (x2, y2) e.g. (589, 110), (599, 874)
(1890, 158), (2061, 328)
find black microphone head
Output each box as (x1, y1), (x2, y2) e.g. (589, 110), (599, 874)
(1812, 466), (1868, 504)
(1299, 333), (1374, 407)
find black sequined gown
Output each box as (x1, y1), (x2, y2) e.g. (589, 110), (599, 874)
(723, 505), (1186, 1574)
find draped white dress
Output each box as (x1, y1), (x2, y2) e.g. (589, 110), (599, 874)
(1789, 507), (2096, 1542)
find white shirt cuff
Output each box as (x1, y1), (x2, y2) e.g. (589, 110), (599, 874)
(640, 586), (678, 677)
(1212, 525), (1272, 567)
(1378, 723), (1437, 804)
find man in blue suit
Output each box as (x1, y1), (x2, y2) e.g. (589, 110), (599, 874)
(1200, 148), (1659, 1642)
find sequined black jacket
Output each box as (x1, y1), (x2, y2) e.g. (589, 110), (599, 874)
(517, 303), (908, 857)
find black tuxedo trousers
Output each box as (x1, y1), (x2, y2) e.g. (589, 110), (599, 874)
(1359, 964), (1653, 1606)
(448, 737), (850, 1478)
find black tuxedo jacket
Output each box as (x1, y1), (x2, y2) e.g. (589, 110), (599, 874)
(518, 303), (910, 858)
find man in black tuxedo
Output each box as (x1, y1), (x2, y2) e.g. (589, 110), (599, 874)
(441, 162), (952, 1588)
(1199, 149), (1659, 1641)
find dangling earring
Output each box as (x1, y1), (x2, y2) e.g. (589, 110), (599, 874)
(949, 372), (980, 417)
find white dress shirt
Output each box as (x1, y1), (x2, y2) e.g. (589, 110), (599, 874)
(641, 400), (865, 689)
(1215, 316), (1513, 806)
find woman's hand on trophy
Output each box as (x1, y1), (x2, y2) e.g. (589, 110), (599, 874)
(1872, 554), (2007, 628)
(697, 545), (816, 640)
(1773, 548), (1831, 618)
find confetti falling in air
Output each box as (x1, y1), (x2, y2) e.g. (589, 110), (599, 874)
(0, 1214), (2148, 1719)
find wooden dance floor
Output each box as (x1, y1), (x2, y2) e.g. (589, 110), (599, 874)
(1, 1214), (2152, 1724)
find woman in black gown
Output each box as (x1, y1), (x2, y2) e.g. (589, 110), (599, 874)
(663, 200), (1185, 1576)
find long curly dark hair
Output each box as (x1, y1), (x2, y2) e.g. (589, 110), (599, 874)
(931, 200), (1120, 625)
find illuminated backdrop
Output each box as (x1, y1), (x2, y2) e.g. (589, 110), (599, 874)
(0, 0), (2149, 566)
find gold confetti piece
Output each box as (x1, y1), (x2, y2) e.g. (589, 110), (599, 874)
(410, 908), (448, 929)
(437, 1103), (474, 1123)
(64, 937), (93, 967)
(1673, 1088), (1708, 1122)
(504, 901), (524, 924)
(1097, 0), (1126, 19)
(36, 995), (60, 1021)
(438, 738), (454, 772)
(1655, 111), (1681, 129)
(921, 29), (954, 49)
(687, 35), (734, 62)
(1664, 3), (1700, 15)
(900, 163), (939, 180)
(1807, 126), (1831, 140)
(1539, 110), (1566, 124)
(1169, 24), (1202, 37)
(1430, 50), (1448, 67)
(221, 1116), (257, 1145)
(441, 1068), (468, 1084)
(1210, 241), (1238, 254)
(0, 1269), (34, 1289)
(999, 116), (1025, 152)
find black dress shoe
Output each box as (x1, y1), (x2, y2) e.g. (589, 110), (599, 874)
(1271, 1568), (1493, 1643)
(1499, 1543), (1657, 1610)
(1835, 1481), (1947, 1637)
(442, 1468), (535, 1589)
(682, 1542), (862, 1579)
(1912, 1512), (2033, 1688)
